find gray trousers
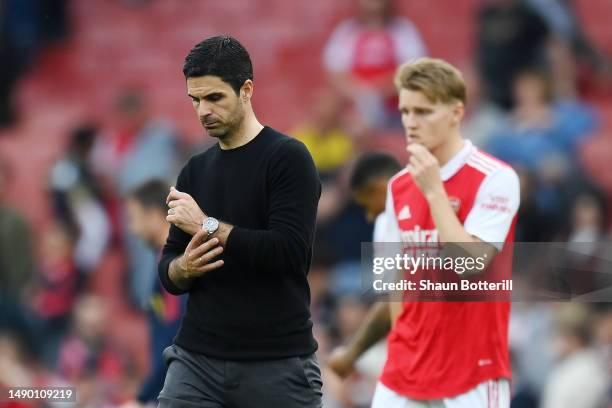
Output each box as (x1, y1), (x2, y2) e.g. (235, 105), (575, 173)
(157, 344), (323, 408)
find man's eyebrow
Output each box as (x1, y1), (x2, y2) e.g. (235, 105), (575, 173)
(188, 91), (225, 99)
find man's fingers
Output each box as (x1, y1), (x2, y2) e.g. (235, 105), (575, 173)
(186, 229), (207, 251)
(167, 190), (182, 202)
(192, 246), (224, 266)
(194, 260), (224, 274)
(407, 143), (427, 155)
(167, 188), (190, 203)
(166, 214), (183, 225)
(167, 199), (186, 209)
(408, 157), (423, 175)
(203, 259), (225, 271)
(409, 153), (424, 169)
(190, 239), (222, 260)
(192, 247), (223, 267)
(408, 145), (427, 163)
(408, 144), (437, 166)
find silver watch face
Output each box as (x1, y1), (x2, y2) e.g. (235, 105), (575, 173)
(203, 217), (219, 234)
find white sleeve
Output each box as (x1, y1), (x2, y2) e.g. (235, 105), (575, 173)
(373, 186), (402, 284)
(378, 181), (402, 243)
(373, 213), (391, 243)
(464, 166), (520, 250)
(391, 18), (427, 62)
(322, 20), (356, 73)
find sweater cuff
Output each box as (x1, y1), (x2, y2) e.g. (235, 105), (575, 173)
(159, 257), (190, 296)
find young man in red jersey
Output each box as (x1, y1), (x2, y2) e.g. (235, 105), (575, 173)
(331, 58), (520, 407)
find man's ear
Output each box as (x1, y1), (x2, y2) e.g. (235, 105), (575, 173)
(452, 101), (465, 125)
(241, 80), (254, 101)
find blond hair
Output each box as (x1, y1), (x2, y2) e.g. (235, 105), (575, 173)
(394, 58), (466, 105)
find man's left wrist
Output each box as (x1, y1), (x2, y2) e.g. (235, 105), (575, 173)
(202, 215), (220, 237)
(187, 214), (206, 236)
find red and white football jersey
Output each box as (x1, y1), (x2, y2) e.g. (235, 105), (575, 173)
(379, 140), (520, 400)
(323, 17), (426, 83)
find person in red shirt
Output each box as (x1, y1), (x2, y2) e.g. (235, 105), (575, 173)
(329, 58), (520, 407)
(323, 0), (426, 129)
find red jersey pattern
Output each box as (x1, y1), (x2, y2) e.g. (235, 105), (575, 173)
(379, 141), (520, 400)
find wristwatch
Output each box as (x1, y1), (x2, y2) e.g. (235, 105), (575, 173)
(202, 216), (219, 238)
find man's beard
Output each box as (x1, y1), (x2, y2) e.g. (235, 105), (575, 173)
(202, 105), (244, 140)
(205, 120), (240, 140)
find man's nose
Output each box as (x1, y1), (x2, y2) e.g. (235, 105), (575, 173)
(403, 112), (418, 129)
(197, 102), (213, 118)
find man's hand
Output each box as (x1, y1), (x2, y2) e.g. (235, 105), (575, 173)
(327, 346), (357, 379)
(169, 229), (224, 289)
(166, 187), (206, 236)
(406, 144), (445, 200)
(178, 229), (225, 278)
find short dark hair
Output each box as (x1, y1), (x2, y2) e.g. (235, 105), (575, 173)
(350, 152), (401, 191)
(128, 179), (169, 212)
(183, 36), (253, 95)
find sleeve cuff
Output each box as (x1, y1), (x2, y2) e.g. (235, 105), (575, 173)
(159, 257), (190, 296)
(465, 228), (505, 251)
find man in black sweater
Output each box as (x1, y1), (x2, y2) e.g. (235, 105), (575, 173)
(157, 36), (322, 408)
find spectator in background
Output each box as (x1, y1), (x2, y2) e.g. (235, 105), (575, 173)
(486, 67), (597, 228)
(0, 156), (34, 295)
(49, 124), (110, 281)
(0, 0), (70, 128)
(29, 221), (78, 369)
(323, 0), (426, 130)
(122, 180), (186, 408)
(540, 304), (609, 408)
(0, 332), (57, 408)
(291, 89), (354, 180)
(565, 187), (608, 245)
(508, 303), (556, 408)
(475, 0), (550, 110)
(94, 90), (179, 198)
(38, 0), (69, 44)
(331, 297), (379, 408)
(325, 153), (401, 407)
(553, 187), (610, 296)
(460, 64), (506, 148)
(93, 89), (180, 308)
(524, 0), (609, 94)
(593, 306), (612, 403)
(349, 151), (401, 223)
(0, 156), (35, 335)
(514, 168), (555, 241)
(0, 29), (20, 127)
(57, 294), (131, 407)
(0, 0), (38, 127)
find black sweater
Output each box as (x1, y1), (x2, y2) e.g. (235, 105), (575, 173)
(158, 126), (321, 360)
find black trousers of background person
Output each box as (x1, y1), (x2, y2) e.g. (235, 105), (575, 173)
(157, 344), (323, 408)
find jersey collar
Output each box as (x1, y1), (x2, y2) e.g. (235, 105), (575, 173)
(440, 140), (474, 181)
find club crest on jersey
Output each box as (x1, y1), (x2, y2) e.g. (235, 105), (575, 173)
(449, 196), (461, 213)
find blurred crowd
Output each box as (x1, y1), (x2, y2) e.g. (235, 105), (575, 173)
(1, 0), (612, 407)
